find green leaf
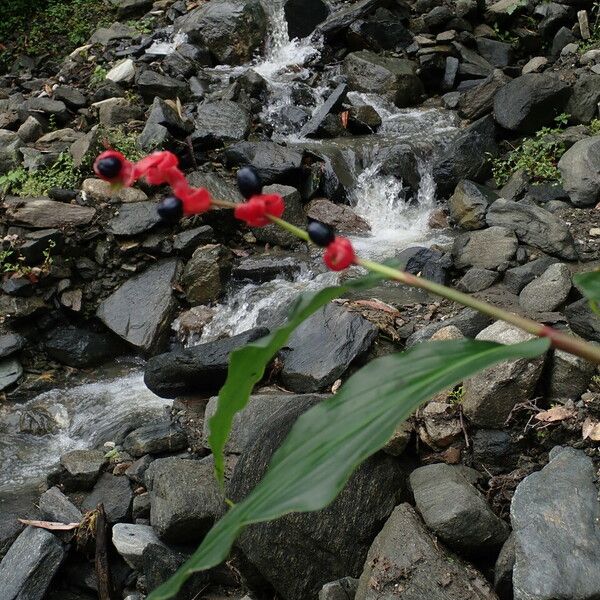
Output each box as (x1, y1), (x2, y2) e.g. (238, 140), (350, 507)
(148, 336), (549, 600)
(574, 271), (600, 314)
(208, 269), (388, 486)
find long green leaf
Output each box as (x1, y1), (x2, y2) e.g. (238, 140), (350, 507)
(208, 270), (387, 485)
(148, 336), (549, 600)
(574, 270), (600, 314)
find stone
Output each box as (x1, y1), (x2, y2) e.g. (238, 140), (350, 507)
(416, 401), (462, 449)
(458, 69), (511, 121)
(25, 98), (69, 123)
(253, 184), (305, 247)
(144, 327), (268, 398)
(567, 74), (600, 124)
(347, 104), (382, 134)
(233, 254), (304, 283)
(281, 303), (378, 393)
(396, 246), (452, 285)
(97, 97), (142, 126)
(283, 0), (329, 38)
(458, 267), (500, 292)
(193, 100), (250, 146)
(519, 263), (571, 312)
(342, 51), (424, 107)
(132, 492), (151, 519)
(522, 56), (548, 74)
(299, 84), (348, 138)
(109, 201), (162, 236)
(503, 256), (558, 294)
(476, 38), (513, 68)
(0, 333), (24, 359)
(493, 74), (571, 133)
(472, 430), (518, 475)
(0, 527), (65, 600)
(565, 299), (600, 343)
(549, 345), (595, 401)
(53, 86), (86, 109)
(45, 327), (121, 368)
(181, 244), (231, 304)
(38, 487), (82, 524)
(136, 69), (189, 102)
(82, 473), (133, 522)
(319, 578), (359, 600)
(125, 455), (154, 485)
(495, 534), (515, 599)
(306, 197), (370, 234)
(4, 197), (96, 228)
(355, 504), (499, 600)
(175, 0), (267, 65)
(144, 97), (193, 138)
(462, 321), (546, 428)
(111, 0), (153, 17)
(453, 226), (518, 270)
(231, 396), (406, 600)
(551, 26), (576, 57)
(60, 449), (107, 491)
(448, 179), (498, 230)
(17, 116), (43, 143)
(511, 448), (600, 600)
(442, 56), (460, 91)
(70, 126), (100, 168)
(123, 421), (187, 458)
(486, 199), (577, 260)
(0, 358), (22, 391)
(410, 464), (510, 554)
(558, 136), (600, 207)
(150, 458), (224, 543)
(82, 178), (147, 203)
(97, 260), (179, 353)
(112, 523), (164, 570)
(173, 225), (214, 255)
(105, 58), (136, 83)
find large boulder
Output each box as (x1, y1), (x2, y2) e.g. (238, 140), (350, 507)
(557, 136), (600, 207)
(45, 326), (123, 368)
(4, 197), (96, 228)
(453, 226), (518, 270)
(96, 260), (180, 353)
(284, 0), (330, 39)
(518, 263), (571, 312)
(0, 130), (23, 175)
(458, 69), (511, 121)
(175, 0), (267, 65)
(448, 179), (498, 230)
(566, 73), (600, 124)
(493, 74), (571, 133)
(193, 100), (251, 147)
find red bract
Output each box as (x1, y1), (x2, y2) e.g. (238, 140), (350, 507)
(93, 150), (134, 187)
(234, 194), (285, 227)
(323, 236), (356, 271)
(180, 187), (212, 215)
(133, 151), (180, 186)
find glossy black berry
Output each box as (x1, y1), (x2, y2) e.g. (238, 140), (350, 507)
(157, 196), (184, 223)
(96, 156), (122, 179)
(237, 166), (263, 199)
(307, 220), (335, 247)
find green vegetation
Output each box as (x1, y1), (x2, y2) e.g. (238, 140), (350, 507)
(90, 65), (108, 87)
(99, 126), (146, 162)
(447, 385), (465, 405)
(589, 118), (600, 135)
(127, 17), (155, 35)
(0, 240), (55, 277)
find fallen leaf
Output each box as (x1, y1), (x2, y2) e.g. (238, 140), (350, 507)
(535, 406), (576, 423)
(340, 111), (349, 128)
(350, 299), (400, 315)
(582, 417), (600, 441)
(19, 519), (80, 531)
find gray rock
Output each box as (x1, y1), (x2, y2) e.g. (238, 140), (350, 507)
(97, 97), (142, 126)
(453, 226), (518, 270)
(45, 327), (121, 368)
(25, 98), (69, 123)
(136, 69), (189, 102)
(109, 201), (162, 236)
(125, 455), (154, 485)
(82, 473), (133, 522)
(173, 225), (214, 255)
(53, 87), (86, 109)
(397, 246), (452, 285)
(549, 345), (596, 401)
(105, 58), (136, 83)
(0, 333), (25, 359)
(503, 256), (558, 294)
(476, 38), (513, 67)
(410, 463), (510, 553)
(17, 116), (43, 143)
(319, 577), (359, 600)
(472, 430), (518, 476)
(494, 534), (515, 599)
(90, 22), (138, 45)
(181, 244), (231, 304)
(284, 0), (330, 38)
(193, 100), (250, 146)
(519, 263), (571, 312)
(110, 0), (153, 17)
(0, 358), (22, 391)
(60, 449), (107, 490)
(458, 69), (511, 121)
(0, 130), (23, 175)
(96, 260), (180, 353)
(306, 197), (370, 234)
(511, 448), (600, 600)
(281, 303), (377, 392)
(123, 421), (187, 458)
(132, 492), (151, 519)
(458, 267), (500, 292)
(0, 527), (65, 600)
(4, 197), (96, 228)
(38, 487), (82, 524)
(144, 327), (268, 398)
(253, 184), (305, 247)
(567, 74), (600, 124)
(233, 253), (304, 283)
(565, 298), (600, 343)
(486, 199), (577, 260)
(448, 179), (498, 230)
(150, 458), (224, 543)
(299, 84), (348, 138)
(558, 136), (600, 207)
(462, 321), (546, 428)
(144, 96), (193, 137)
(112, 523), (164, 570)
(355, 504), (499, 600)
(493, 74), (571, 133)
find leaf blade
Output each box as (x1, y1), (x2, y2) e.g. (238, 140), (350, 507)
(574, 270), (600, 314)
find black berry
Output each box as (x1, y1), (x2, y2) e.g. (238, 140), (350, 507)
(237, 166), (263, 199)
(157, 196), (184, 223)
(96, 156), (122, 179)
(307, 220), (335, 247)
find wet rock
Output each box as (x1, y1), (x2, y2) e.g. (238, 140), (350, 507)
(397, 246), (452, 285)
(39, 487), (82, 524)
(193, 100), (250, 146)
(342, 51), (424, 107)
(348, 9), (413, 52)
(136, 69), (189, 102)
(253, 184), (305, 247)
(558, 136), (600, 207)
(319, 577), (359, 600)
(181, 244), (231, 304)
(45, 327), (122, 368)
(458, 267), (500, 292)
(233, 253), (304, 283)
(453, 226), (518, 270)
(175, 0), (267, 65)
(503, 256), (558, 294)
(458, 69), (511, 121)
(97, 260), (180, 353)
(144, 327), (268, 398)
(472, 430), (518, 475)
(493, 74), (571, 133)
(4, 197), (96, 228)
(284, 0), (330, 38)
(347, 104), (382, 133)
(410, 463), (509, 554)
(173, 225), (214, 255)
(306, 198), (370, 234)
(112, 523), (164, 570)
(549, 344), (596, 401)
(231, 395), (406, 600)
(60, 449), (107, 491)
(448, 179), (498, 230)
(0, 333), (24, 359)
(299, 84), (348, 138)
(145, 96), (193, 137)
(565, 298), (600, 343)
(109, 201), (162, 236)
(82, 473), (133, 523)
(355, 504), (499, 600)
(0, 358), (22, 391)
(519, 263), (571, 312)
(0, 527), (65, 600)
(462, 321), (546, 428)
(123, 421), (187, 458)
(150, 457), (224, 543)
(567, 74), (600, 124)
(280, 303), (377, 393)
(486, 199), (577, 260)
(511, 448), (600, 600)
(318, 0), (382, 39)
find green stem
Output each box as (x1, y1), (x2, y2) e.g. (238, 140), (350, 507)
(268, 215), (310, 242)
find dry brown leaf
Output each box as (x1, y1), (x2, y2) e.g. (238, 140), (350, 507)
(19, 519), (80, 531)
(582, 417), (600, 441)
(535, 406), (576, 423)
(351, 299), (399, 315)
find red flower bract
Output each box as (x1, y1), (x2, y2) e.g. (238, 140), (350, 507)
(133, 151), (180, 186)
(323, 236), (356, 271)
(180, 187), (212, 215)
(93, 150), (134, 187)
(234, 194), (285, 227)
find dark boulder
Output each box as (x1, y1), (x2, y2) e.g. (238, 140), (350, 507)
(45, 327), (123, 368)
(284, 0), (330, 38)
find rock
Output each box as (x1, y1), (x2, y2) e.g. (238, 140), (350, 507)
(175, 0), (267, 65)
(549, 344), (595, 401)
(3, 197), (96, 228)
(284, 0), (330, 38)
(96, 97), (142, 126)
(150, 458), (224, 543)
(522, 56), (547, 74)
(233, 254), (304, 283)
(565, 298), (600, 343)
(25, 98), (69, 123)
(486, 199), (577, 260)
(96, 260), (180, 353)
(448, 179), (498, 230)
(318, 0), (382, 39)
(0, 130), (23, 175)
(472, 430), (518, 476)
(306, 197), (370, 234)
(181, 244), (231, 304)
(125, 455), (154, 485)
(144, 97), (193, 138)
(45, 327), (121, 368)
(17, 116), (44, 143)
(230, 395), (406, 600)
(519, 263), (571, 312)
(136, 69), (189, 102)
(60, 449), (107, 491)
(299, 84), (348, 138)
(111, 0), (153, 17)
(442, 56), (460, 91)
(193, 100), (250, 146)
(347, 104), (382, 134)
(0, 358), (22, 391)
(476, 38), (513, 68)
(106, 58), (136, 83)
(90, 21), (137, 44)
(0, 527), (65, 600)
(123, 421), (187, 458)
(416, 401), (462, 449)
(495, 534), (515, 599)
(253, 184), (305, 247)
(319, 578), (359, 600)
(453, 226), (518, 270)
(503, 256), (558, 294)
(109, 201), (162, 236)
(493, 74), (571, 133)
(144, 327), (268, 398)
(511, 448), (600, 600)
(462, 321), (546, 428)
(396, 246), (452, 285)
(410, 464), (509, 554)
(524, 182), (569, 204)
(82, 473), (133, 522)
(567, 74), (600, 124)
(355, 504), (499, 600)
(558, 136), (600, 207)
(280, 303), (377, 393)
(112, 523), (164, 570)
(132, 492), (151, 519)
(38, 487), (82, 524)
(0, 333), (24, 359)
(82, 178), (147, 203)
(173, 225), (214, 255)
(342, 50), (424, 107)
(458, 69), (511, 121)
(551, 26), (576, 57)
(458, 267), (500, 292)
